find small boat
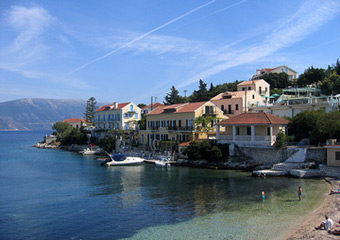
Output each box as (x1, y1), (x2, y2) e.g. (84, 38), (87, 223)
(155, 157), (171, 167)
(106, 153), (144, 166)
(80, 146), (103, 155)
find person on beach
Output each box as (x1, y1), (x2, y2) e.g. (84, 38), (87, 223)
(315, 216), (334, 232)
(298, 186), (303, 201)
(261, 190), (265, 200)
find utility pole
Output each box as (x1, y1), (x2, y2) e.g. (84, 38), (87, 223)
(184, 90), (187, 97)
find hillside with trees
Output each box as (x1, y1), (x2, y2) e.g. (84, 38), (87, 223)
(162, 59), (340, 104)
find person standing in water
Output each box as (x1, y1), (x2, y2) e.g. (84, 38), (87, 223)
(298, 186), (303, 201)
(262, 190), (265, 200)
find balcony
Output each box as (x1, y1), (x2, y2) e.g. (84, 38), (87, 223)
(167, 126), (193, 131)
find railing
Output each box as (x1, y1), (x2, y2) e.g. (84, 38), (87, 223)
(167, 126), (193, 131)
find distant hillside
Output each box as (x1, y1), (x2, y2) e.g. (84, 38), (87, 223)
(0, 98), (90, 130)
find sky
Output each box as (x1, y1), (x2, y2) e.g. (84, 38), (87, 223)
(1, 0), (340, 105)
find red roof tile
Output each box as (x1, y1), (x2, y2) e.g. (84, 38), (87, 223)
(179, 141), (192, 147)
(63, 118), (87, 123)
(142, 102), (164, 109)
(148, 102), (208, 115)
(237, 80), (261, 86)
(217, 112), (290, 125)
(96, 102), (130, 112)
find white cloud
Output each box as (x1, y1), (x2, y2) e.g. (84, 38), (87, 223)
(177, 0), (340, 89)
(5, 5), (54, 53)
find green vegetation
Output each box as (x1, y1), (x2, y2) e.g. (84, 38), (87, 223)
(161, 59), (340, 104)
(288, 109), (340, 145)
(52, 122), (87, 145)
(183, 141), (223, 162)
(84, 97), (97, 123)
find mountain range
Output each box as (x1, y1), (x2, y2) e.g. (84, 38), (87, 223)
(0, 98), (100, 131)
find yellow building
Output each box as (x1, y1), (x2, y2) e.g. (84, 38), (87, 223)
(139, 101), (227, 147)
(94, 102), (141, 134)
(325, 145), (340, 167)
(210, 90), (265, 116)
(237, 79), (270, 97)
(252, 65), (297, 81)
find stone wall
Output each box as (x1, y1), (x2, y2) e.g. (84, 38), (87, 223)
(232, 145), (326, 166)
(233, 145), (290, 165)
(305, 147), (326, 164)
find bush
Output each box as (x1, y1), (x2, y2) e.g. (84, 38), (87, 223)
(184, 141), (223, 162)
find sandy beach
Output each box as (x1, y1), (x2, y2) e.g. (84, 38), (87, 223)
(286, 178), (340, 240)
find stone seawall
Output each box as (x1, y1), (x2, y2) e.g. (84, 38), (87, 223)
(233, 145), (326, 166)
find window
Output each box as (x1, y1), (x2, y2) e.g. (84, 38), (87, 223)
(252, 95), (255, 99)
(242, 87), (245, 91)
(221, 105), (224, 111)
(135, 113), (138, 118)
(103, 115), (106, 121)
(235, 104), (239, 111)
(130, 105), (133, 112)
(178, 120), (182, 127)
(97, 115), (100, 121)
(236, 127), (240, 135)
(267, 127), (271, 136)
(259, 87), (262, 94)
(336, 152), (340, 160)
(248, 87), (251, 90)
(247, 127), (251, 135)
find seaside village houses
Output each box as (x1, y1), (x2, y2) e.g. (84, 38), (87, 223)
(93, 102), (142, 138)
(139, 101), (227, 149)
(210, 79), (270, 116)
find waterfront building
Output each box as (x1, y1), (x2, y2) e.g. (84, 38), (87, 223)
(210, 90), (266, 116)
(216, 112), (289, 147)
(248, 87), (340, 118)
(139, 101), (227, 148)
(62, 118), (88, 129)
(93, 102), (141, 135)
(325, 145), (340, 167)
(237, 79), (270, 97)
(251, 65), (297, 81)
(141, 102), (164, 114)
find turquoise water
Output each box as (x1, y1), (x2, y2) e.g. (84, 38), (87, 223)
(0, 131), (328, 240)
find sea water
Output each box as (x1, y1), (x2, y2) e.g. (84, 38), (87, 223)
(0, 131), (328, 240)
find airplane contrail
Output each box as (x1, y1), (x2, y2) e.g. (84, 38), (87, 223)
(64, 0), (216, 77)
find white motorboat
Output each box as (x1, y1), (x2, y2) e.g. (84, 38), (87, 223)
(80, 147), (103, 155)
(106, 153), (144, 166)
(155, 157), (171, 167)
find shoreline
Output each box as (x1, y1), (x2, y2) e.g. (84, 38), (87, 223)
(285, 177), (340, 240)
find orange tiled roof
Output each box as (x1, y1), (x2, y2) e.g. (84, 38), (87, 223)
(237, 79), (261, 86)
(179, 141), (192, 147)
(63, 118), (87, 123)
(148, 102), (208, 115)
(96, 102), (130, 112)
(142, 102), (164, 109)
(217, 112), (289, 125)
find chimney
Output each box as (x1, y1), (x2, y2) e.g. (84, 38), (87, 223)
(256, 69), (261, 76)
(114, 102), (118, 109)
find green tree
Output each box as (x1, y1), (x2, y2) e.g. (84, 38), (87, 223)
(98, 135), (116, 152)
(52, 121), (87, 145)
(84, 97), (97, 123)
(183, 141), (222, 162)
(195, 114), (218, 139)
(164, 86), (184, 105)
(288, 109), (328, 145)
(190, 79), (209, 102)
(62, 127), (87, 145)
(52, 121), (73, 141)
(297, 67), (325, 87)
(261, 72), (290, 90)
(137, 103), (146, 109)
